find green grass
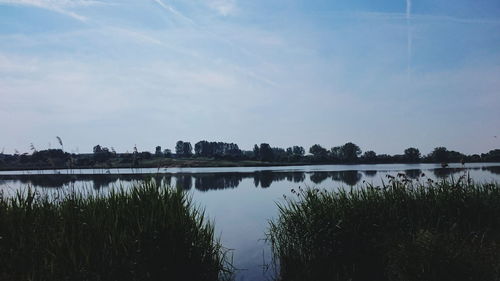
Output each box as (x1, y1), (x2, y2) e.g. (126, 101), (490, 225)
(0, 180), (232, 281)
(268, 177), (500, 281)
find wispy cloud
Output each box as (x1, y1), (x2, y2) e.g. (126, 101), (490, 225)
(333, 11), (500, 25)
(205, 0), (236, 16)
(1, 0), (499, 154)
(406, 0), (412, 79)
(152, 0), (195, 25)
(0, 0), (104, 21)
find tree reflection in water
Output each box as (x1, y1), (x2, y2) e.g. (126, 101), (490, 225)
(1, 165), (499, 191)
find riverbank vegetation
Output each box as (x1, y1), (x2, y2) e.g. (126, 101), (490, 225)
(268, 177), (500, 281)
(1, 138), (499, 171)
(0, 181), (232, 281)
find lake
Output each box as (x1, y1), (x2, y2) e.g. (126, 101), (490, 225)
(1, 163), (500, 281)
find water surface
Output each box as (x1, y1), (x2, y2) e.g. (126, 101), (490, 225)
(1, 163), (500, 281)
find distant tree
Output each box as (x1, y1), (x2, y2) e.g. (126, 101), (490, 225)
(194, 141), (208, 157)
(241, 150), (254, 159)
(93, 145), (112, 163)
(272, 147), (287, 162)
(286, 146), (305, 158)
(253, 144), (260, 160)
(93, 145), (102, 154)
(330, 146), (342, 160)
(155, 146), (162, 156)
(468, 154), (481, 162)
(140, 151), (152, 160)
(481, 149), (500, 162)
(259, 143), (274, 162)
(163, 149), (172, 157)
(175, 141), (184, 155)
(32, 149), (70, 163)
(430, 147), (449, 163)
(447, 150), (465, 162)
(292, 146), (305, 157)
(194, 141), (241, 158)
(404, 147), (421, 162)
(309, 144), (328, 160)
(362, 150), (377, 163)
(175, 141), (192, 157)
(340, 142), (362, 162)
(184, 142), (193, 156)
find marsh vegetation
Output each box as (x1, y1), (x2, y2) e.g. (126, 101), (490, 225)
(268, 177), (500, 281)
(0, 181), (232, 281)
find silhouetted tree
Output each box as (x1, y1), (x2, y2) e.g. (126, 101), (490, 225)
(286, 146), (305, 161)
(481, 149), (500, 162)
(93, 145), (112, 163)
(362, 151), (377, 163)
(155, 146), (162, 156)
(340, 142), (362, 162)
(272, 147), (288, 161)
(330, 146), (342, 161)
(175, 141), (184, 156)
(140, 151), (152, 160)
(309, 144), (328, 160)
(194, 141), (242, 158)
(293, 146), (305, 156)
(430, 147), (449, 163)
(253, 144), (260, 160)
(93, 145), (102, 154)
(259, 143), (274, 162)
(404, 147), (421, 162)
(175, 141), (192, 157)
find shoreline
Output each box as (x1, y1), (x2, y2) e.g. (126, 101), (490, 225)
(0, 160), (499, 174)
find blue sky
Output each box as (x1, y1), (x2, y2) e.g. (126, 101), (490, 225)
(0, 0), (499, 155)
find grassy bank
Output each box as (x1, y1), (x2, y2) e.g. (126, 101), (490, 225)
(268, 177), (500, 281)
(0, 181), (232, 281)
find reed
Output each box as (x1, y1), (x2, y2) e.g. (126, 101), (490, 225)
(0, 180), (232, 281)
(268, 177), (500, 281)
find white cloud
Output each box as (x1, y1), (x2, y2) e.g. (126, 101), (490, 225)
(205, 0), (236, 16)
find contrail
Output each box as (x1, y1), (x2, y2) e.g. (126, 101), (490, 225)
(153, 0), (195, 25)
(406, 0), (412, 80)
(151, 0), (279, 87)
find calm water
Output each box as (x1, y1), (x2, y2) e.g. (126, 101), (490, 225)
(1, 163), (500, 281)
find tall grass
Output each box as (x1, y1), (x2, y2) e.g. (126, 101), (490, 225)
(0, 180), (232, 281)
(268, 177), (500, 281)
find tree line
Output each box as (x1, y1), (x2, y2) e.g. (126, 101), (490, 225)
(0, 139), (499, 170)
(172, 140), (500, 164)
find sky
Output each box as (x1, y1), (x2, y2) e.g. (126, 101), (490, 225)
(0, 0), (499, 155)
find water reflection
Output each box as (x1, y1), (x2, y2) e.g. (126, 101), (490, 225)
(308, 171), (362, 186)
(432, 168), (465, 179)
(330, 171), (362, 186)
(194, 173), (243, 191)
(286, 172), (306, 183)
(405, 169), (422, 179)
(364, 170), (378, 177)
(176, 175), (192, 190)
(483, 166), (500, 175)
(309, 172), (329, 184)
(1, 165), (500, 190)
